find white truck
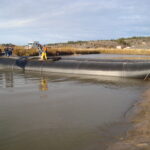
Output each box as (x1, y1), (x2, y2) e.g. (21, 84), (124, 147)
(28, 41), (39, 49)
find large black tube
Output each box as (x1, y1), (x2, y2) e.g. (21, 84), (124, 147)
(0, 57), (150, 78)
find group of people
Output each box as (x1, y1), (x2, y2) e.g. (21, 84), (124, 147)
(0, 47), (14, 56)
(37, 44), (48, 60)
(4, 47), (14, 57)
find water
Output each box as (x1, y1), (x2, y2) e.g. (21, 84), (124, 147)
(68, 54), (150, 60)
(0, 70), (149, 150)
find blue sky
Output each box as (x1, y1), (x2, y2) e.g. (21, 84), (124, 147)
(0, 0), (150, 45)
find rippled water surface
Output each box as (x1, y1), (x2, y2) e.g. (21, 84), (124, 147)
(0, 70), (149, 150)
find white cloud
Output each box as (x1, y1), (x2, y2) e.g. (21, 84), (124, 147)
(0, 18), (37, 29)
(0, 0), (150, 44)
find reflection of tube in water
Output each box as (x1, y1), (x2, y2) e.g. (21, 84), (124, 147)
(4, 72), (14, 88)
(39, 79), (48, 91)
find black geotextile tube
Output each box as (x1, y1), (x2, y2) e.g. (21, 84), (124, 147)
(0, 57), (150, 78)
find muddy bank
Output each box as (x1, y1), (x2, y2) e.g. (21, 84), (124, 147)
(107, 89), (150, 150)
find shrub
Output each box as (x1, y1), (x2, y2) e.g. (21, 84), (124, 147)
(116, 38), (130, 46)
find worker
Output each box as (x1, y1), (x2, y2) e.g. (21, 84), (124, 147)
(0, 49), (1, 53)
(8, 47), (14, 56)
(41, 46), (47, 60)
(37, 44), (43, 57)
(4, 47), (9, 56)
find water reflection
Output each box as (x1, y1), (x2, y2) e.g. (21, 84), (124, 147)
(3, 71), (14, 88)
(0, 70), (150, 90)
(39, 78), (48, 91)
(0, 70), (149, 150)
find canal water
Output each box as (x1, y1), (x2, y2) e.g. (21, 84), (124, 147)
(0, 70), (149, 150)
(69, 54), (150, 60)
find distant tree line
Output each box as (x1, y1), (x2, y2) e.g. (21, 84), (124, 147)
(67, 41), (86, 44)
(47, 36), (150, 46)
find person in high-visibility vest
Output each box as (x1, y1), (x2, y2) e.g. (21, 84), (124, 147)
(41, 46), (47, 60)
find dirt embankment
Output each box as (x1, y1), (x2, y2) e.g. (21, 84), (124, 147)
(107, 89), (150, 150)
(1, 37), (150, 56)
(48, 37), (150, 49)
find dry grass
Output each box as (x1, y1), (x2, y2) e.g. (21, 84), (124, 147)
(13, 46), (38, 56)
(98, 48), (150, 55)
(0, 45), (4, 50)
(0, 46), (38, 56)
(1, 45), (150, 56)
(46, 47), (150, 56)
(47, 46), (150, 55)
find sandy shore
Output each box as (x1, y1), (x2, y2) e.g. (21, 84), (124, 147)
(107, 89), (150, 150)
